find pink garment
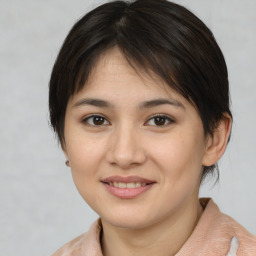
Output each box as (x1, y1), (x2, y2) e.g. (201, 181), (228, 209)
(52, 198), (256, 256)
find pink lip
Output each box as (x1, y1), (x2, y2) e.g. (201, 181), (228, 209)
(101, 176), (156, 199)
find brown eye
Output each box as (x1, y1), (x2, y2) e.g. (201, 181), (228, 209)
(154, 116), (166, 126)
(146, 115), (173, 127)
(93, 116), (105, 125)
(83, 115), (109, 126)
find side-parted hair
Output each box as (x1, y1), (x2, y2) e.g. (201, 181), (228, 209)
(49, 0), (232, 181)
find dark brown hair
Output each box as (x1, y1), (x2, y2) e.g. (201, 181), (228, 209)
(49, 0), (232, 181)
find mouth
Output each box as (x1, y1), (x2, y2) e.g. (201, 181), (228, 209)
(104, 181), (150, 188)
(101, 176), (156, 199)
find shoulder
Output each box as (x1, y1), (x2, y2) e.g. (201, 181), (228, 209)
(51, 219), (103, 256)
(51, 232), (86, 256)
(201, 198), (256, 255)
(221, 210), (256, 255)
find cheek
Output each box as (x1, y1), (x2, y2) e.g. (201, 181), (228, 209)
(151, 130), (205, 182)
(65, 133), (105, 195)
(150, 134), (204, 210)
(66, 128), (105, 167)
(68, 147), (102, 208)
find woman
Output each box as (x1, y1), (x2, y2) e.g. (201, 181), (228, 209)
(49, 0), (256, 255)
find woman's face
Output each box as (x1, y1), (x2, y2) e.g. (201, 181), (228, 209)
(64, 48), (210, 229)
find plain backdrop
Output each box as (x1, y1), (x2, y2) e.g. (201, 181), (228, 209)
(0, 0), (255, 255)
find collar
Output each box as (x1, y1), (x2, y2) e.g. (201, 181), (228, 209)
(54, 198), (256, 256)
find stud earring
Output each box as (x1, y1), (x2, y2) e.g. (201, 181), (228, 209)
(65, 160), (70, 167)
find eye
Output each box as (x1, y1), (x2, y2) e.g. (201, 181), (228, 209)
(145, 115), (174, 127)
(82, 115), (110, 126)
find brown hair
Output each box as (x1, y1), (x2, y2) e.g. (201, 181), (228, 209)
(49, 0), (232, 181)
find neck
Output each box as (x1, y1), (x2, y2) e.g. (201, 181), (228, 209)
(101, 198), (203, 256)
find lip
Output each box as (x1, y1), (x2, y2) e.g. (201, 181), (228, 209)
(101, 175), (155, 184)
(101, 176), (156, 199)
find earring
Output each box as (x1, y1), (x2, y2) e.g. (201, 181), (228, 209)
(65, 160), (70, 167)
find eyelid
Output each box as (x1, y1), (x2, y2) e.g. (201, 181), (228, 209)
(82, 114), (110, 126)
(145, 114), (174, 127)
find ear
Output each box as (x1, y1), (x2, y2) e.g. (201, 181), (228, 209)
(202, 113), (232, 167)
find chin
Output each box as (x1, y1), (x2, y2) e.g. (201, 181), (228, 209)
(100, 208), (162, 230)
(108, 217), (152, 230)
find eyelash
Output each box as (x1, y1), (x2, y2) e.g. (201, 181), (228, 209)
(82, 114), (174, 127)
(146, 114), (174, 127)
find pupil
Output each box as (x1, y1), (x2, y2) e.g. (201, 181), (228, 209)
(93, 116), (104, 125)
(155, 117), (165, 125)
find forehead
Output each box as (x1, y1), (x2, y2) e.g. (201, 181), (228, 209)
(88, 47), (155, 86)
(80, 47), (185, 103)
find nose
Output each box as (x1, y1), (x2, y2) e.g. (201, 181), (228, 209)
(106, 125), (147, 169)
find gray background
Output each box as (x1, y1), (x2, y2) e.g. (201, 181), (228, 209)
(0, 0), (255, 255)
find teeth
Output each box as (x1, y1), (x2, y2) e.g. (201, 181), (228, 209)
(110, 182), (147, 188)
(135, 182), (141, 188)
(119, 182), (126, 188)
(127, 182), (136, 188)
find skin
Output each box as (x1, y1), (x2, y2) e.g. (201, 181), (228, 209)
(63, 47), (232, 256)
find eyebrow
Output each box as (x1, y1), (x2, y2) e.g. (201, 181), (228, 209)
(139, 98), (185, 109)
(73, 98), (185, 110)
(73, 98), (113, 108)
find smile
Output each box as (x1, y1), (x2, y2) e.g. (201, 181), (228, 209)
(101, 176), (156, 199)
(107, 182), (147, 188)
